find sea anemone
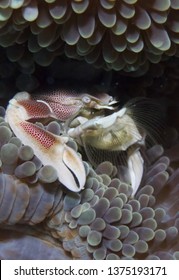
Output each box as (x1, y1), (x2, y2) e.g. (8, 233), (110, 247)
(0, 109), (178, 260)
(0, 0), (179, 75)
(0, 0), (178, 260)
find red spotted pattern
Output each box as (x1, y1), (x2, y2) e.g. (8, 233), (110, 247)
(20, 122), (56, 149)
(32, 90), (82, 121)
(48, 102), (80, 121)
(19, 100), (52, 119)
(33, 90), (80, 104)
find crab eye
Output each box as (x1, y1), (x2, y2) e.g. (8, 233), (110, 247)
(82, 96), (91, 104)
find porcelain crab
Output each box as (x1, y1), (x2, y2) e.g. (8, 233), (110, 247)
(5, 90), (117, 192)
(5, 90), (162, 196)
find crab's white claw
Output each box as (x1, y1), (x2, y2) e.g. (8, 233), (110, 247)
(68, 109), (127, 139)
(128, 150), (144, 196)
(48, 142), (86, 192)
(62, 145), (86, 191)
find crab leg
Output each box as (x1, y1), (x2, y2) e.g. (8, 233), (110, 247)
(31, 90), (117, 121)
(127, 149), (144, 196)
(5, 98), (86, 192)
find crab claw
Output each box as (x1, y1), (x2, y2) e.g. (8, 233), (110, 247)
(5, 99), (86, 192)
(12, 91), (56, 120)
(61, 144), (86, 191)
(44, 138), (86, 192)
(128, 149), (144, 196)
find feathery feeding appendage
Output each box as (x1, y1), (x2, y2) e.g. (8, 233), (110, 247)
(5, 98), (86, 192)
(68, 107), (145, 196)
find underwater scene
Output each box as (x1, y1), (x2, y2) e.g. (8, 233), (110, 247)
(0, 0), (179, 260)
